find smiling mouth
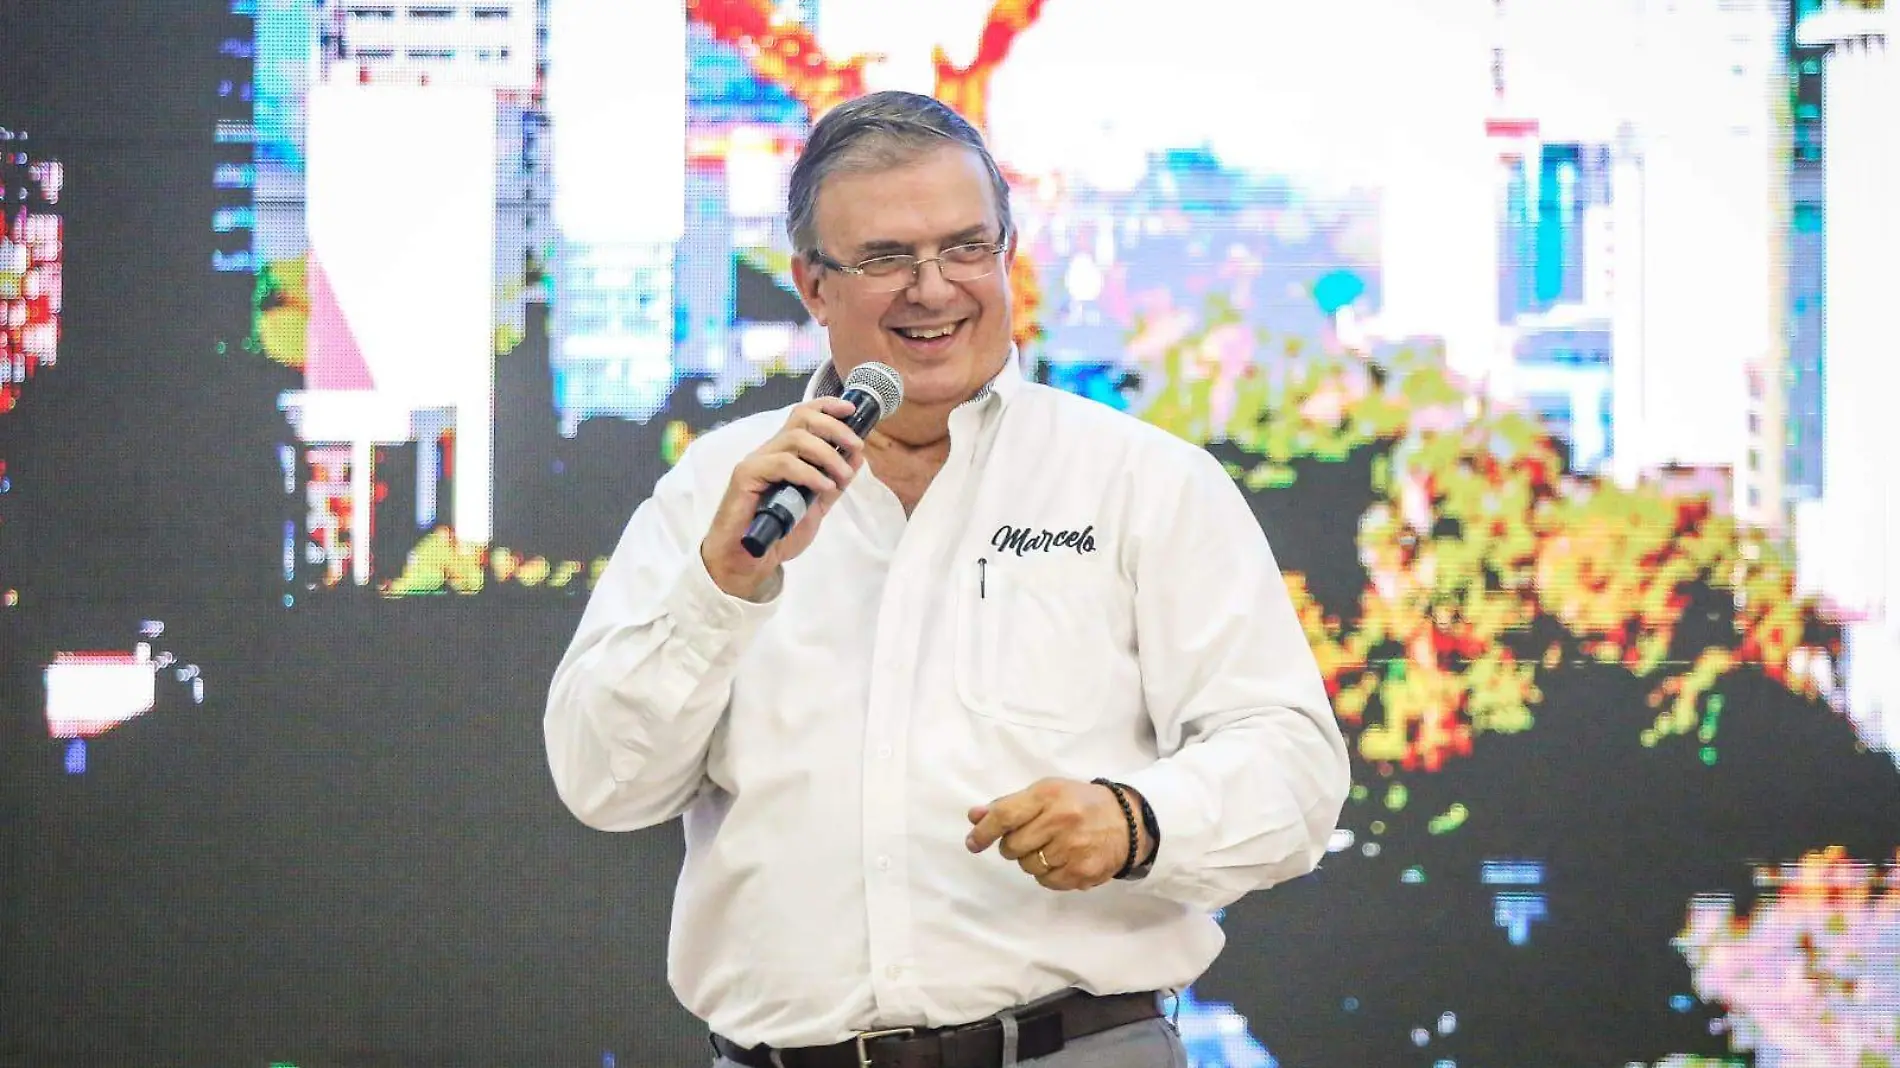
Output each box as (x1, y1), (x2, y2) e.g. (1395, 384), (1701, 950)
(892, 321), (963, 341)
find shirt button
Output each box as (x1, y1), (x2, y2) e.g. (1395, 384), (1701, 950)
(886, 965), (903, 978)
(877, 855), (892, 871)
(876, 744), (893, 759)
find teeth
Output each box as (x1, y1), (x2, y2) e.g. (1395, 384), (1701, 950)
(898, 324), (956, 339)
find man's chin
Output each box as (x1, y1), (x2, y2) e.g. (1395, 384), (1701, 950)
(882, 354), (987, 404)
(881, 341), (963, 376)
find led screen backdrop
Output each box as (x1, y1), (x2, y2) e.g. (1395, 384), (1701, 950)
(2, 1), (1897, 1065)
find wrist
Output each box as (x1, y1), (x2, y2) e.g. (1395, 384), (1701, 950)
(1092, 778), (1159, 880)
(1121, 786), (1158, 867)
(700, 543), (772, 602)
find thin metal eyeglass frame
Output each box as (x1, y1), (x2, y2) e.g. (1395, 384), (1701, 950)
(809, 241), (1008, 292)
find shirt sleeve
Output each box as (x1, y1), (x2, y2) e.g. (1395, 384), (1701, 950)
(543, 442), (781, 831)
(1115, 445), (1352, 911)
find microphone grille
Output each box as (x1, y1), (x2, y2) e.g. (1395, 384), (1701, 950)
(843, 362), (905, 418)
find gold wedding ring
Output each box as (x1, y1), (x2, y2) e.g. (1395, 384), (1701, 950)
(1037, 849), (1052, 872)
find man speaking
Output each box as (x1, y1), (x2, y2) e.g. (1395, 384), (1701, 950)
(544, 91), (1351, 1068)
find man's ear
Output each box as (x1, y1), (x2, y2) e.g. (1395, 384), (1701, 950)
(791, 255), (829, 327)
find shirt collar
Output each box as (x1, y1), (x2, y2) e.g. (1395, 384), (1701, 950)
(803, 345), (1026, 412)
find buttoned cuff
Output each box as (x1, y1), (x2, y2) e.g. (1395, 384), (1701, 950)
(669, 548), (783, 636)
(597, 551), (782, 737)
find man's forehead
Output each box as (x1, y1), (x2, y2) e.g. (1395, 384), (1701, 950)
(812, 148), (999, 251)
(840, 220), (998, 258)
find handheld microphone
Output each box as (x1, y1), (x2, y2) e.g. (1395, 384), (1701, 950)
(740, 362), (905, 558)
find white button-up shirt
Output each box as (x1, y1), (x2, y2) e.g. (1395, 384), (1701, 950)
(544, 352), (1351, 1048)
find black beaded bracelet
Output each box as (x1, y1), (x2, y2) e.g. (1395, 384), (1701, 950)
(1092, 777), (1141, 879)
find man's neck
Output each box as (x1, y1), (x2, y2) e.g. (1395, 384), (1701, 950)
(874, 405), (956, 450)
(863, 423), (952, 516)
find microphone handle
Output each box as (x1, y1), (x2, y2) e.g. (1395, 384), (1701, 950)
(739, 388), (882, 558)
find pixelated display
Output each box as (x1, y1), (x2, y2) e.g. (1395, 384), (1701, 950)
(0, 134), (61, 613)
(1, 1), (1897, 1065)
(0, 140), (61, 417)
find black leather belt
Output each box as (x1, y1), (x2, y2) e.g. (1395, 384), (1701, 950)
(710, 989), (1163, 1068)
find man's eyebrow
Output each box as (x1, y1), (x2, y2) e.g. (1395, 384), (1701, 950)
(852, 224), (995, 258)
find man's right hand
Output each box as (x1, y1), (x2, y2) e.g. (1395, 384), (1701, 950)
(700, 397), (866, 600)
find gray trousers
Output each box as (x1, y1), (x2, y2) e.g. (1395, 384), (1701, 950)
(712, 1017), (1186, 1068)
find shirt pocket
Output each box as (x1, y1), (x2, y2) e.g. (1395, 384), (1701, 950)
(954, 555), (1104, 733)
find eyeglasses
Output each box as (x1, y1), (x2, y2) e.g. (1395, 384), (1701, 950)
(812, 241), (1008, 293)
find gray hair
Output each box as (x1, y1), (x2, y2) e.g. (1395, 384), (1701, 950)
(785, 90), (1014, 260)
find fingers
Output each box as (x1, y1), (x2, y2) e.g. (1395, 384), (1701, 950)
(699, 398), (874, 595)
(746, 403), (864, 495)
(737, 448), (840, 507)
(999, 827), (1102, 893)
(810, 395), (858, 419)
(772, 427), (856, 494)
(1002, 809), (1108, 890)
(1030, 844), (1118, 892)
(810, 394), (862, 425)
(732, 402), (866, 504)
(998, 815), (1060, 865)
(1019, 836), (1118, 892)
(795, 398), (867, 463)
(970, 779), (1125, 892)
(965, 791), (1042, 854)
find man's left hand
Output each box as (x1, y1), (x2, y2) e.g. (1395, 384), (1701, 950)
(965, 778), (1150, 891)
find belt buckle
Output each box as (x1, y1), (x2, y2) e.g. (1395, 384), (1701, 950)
(852, 1027), (915, 1068)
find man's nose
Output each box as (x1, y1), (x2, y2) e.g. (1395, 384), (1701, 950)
(905, 258), (959, 307)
